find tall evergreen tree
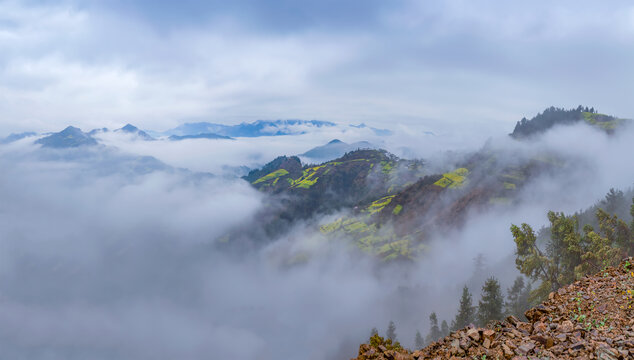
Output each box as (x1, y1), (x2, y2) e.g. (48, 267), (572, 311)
(440, 320), (449, 337)
(601, 188), (626, 215)
(477, 277), (504, 326)
(386, 321), (397, 341)
(370, 327), (378, 338)
(425, 312), (442, 344)
(511, 211), (582, 300)
(414, 330), (425, 349)
(473, 254), (486, 275)
(504, 276), (528, 318)
(513, 199), (634, 303)
(451, 285), (475, 331)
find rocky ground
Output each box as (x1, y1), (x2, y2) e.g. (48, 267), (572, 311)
(352, 258), (634, 359)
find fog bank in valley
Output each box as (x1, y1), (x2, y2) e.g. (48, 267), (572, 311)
(0, 122), (632, 359)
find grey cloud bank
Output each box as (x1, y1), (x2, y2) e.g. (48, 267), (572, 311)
(2, 1), (634, 133)
(0, 120), (632, 359)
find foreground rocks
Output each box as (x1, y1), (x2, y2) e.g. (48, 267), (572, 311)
(352, 258), (634, 359)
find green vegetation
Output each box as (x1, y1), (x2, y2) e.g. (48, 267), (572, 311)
(477, 277), (504, 326)
(451, 286), (476, 331)
(252, 168), (289, 184)
(415, 330), (425, 349)
(511, 105), (629, 138)
(293, 176), (318, 189)
(505, 276), (531, 320)
(377, 238), (415, 261)
(582, 111), (626, 130)
(320, 218), (375, 234)
(344, 220), (375, 233)
(392, 204), (403, 215)
(386, 320), (397, 342)
(434, 168), (469, 188)
(320, 215), (422, 260)
(503, 182), (516, 190)
(368, 333), (402, 351)
(380, 160), (396, 175)
(511, 191), (634, 302)
(425, 312), (443, 344)
(364, 195), (395, 215)
(289, 165), (323, 189)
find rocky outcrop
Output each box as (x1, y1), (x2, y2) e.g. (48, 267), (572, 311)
(352, 258), (634, 359)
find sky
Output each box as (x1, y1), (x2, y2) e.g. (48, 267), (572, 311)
(2, 0), (634, 134)
(2, 2), (634, 357)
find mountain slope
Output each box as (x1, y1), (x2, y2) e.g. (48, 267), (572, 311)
(35, 126), (98, 148)
(229, 149), (427, 243)
(316, 145), (566, 260)
(116, 124), (155, 141)
(236, 142), (566, 261)
(0, 132), (37, 144)
(511, 106), (629, 138)
(353, 257), (634, 359)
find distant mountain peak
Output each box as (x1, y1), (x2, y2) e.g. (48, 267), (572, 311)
(120, 124), (139, 132)
(328, 139), (343, 144)
(115, 124), (154, 141)
(36, 126), (98, 148)
(62, 125), (81, 133)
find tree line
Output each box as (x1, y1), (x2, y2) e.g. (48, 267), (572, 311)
(370, 272), (532, 349)
(369, 188), (633, 350)
(512, 188), (634, 302)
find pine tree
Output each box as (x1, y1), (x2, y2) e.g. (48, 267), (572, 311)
(370, 327), (378, 338)
(425, 312), (442, 344)
(602, 188), (625, 215)
(505, 276), (525, 317)
(473, 254), (486, 275)
(451, 285), (475, 331)
(414, 330), (425, 349)
(511, 211), (582, 300)
(441, 320), (449, 337)
(477, 277), (504, 326)
(386, 321), (397, 341)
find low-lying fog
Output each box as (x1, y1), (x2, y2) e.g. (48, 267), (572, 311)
(0, 122), (632, 359)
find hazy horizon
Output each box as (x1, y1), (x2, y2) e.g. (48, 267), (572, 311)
(2, 2), (634, 359)
(3, 1), (634, 134)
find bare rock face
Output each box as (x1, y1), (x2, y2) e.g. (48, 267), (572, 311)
(351, 257), (634, 360)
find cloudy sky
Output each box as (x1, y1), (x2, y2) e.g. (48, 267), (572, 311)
(2, 0), (634, 134)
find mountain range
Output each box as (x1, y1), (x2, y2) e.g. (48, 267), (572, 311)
(158, 119), (337, 138)
(5, 119), (390, 149)
(230, 106), (631, 261)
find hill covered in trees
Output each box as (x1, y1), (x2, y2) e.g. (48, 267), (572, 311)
(510, 106), (628, 138)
